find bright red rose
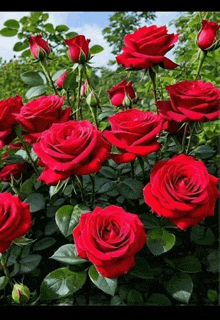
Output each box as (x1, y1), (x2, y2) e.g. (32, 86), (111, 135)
(107, 79), (136, 108)
(103, 109), (163, 164)
(0, 162), (27, 182)
(33, 120), (111, 186)
(28, 34), (50, 60)
(156, 80), (220, 123)
(81, 80), (88, 96)
(64, 35), (91, 63)
(143, 154), (219, 231)
(16, 95), (71, 143)
(56, 71), (68, 88)
(0, 95), (23, 148)
(116, 25), (179, 70)
(0, 192), (32, 253)
(73, 205), (147, 278)
(197, 20), (220, 51)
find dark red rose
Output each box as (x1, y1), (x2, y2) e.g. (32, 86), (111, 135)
(33, 120), (111, 186)
(0, 95), (23, 148)
(0, 192), (32, 253)
(73, 205), (147, 278)
(103, 109), (163, 164)
(116, 25), (179, 70)
(107, 79), (136, 108)
(16, 95), (71, 143)
(156, 80), (220, 123)
(64, 35), (91, 63)
(0, 162), (27, 182)
(197, 20), (220, 51)
(28, 34), (50, 60)
(143, 154), (219, 231)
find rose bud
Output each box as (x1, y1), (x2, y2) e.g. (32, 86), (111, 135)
(197, 20), (220, 51)
(64, 35), (91, 63)
(28, 34), (50, 60)
(81, 80), (88, 96)
(86, 90), (99, 108)
(12, 283), (30, 304)
(107, 79), (136, 108)
(56, 71), (68, 88)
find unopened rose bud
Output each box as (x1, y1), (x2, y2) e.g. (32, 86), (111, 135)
(28, 34), (50, 61)
(12, 283), (30, 304)
(86, 90), (99, 108)
(197, 20), (220, 51)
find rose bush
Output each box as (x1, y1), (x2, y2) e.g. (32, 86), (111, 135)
(0, 13), (219, 307)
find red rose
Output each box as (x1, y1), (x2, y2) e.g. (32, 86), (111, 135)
(64, 35), (91, 63)
(81, 80), (88, 96)
(103, 109), (163, 164)
(73, 205), (147, 278)
(143, 154), (219, 231)
(0, 192), (32, 253)
(33, 120), (111, 186)
(107, 79), (136, 108)
(28, 34), (50, 60)
(116, 25), (179, 70)
(0, 95), (23, 148)
(197, 20), (220, 51)
(56, 71), (68, 88)
(156, 80), (220, 122)
(16, 95), (71, 143)
(0, 162), (27, 182)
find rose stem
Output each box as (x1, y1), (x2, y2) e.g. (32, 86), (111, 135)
(148, 67), (157, 105)
(76, 65), (83, 120)
(195, 50), (207, 80)
(39, 59), (60, 96)
(181, 122), (189, 154)
(130, 160), (135, 179)
(14, 126), (40, 176)
(186, 123), (196, 155)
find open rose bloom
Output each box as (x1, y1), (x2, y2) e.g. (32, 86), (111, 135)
(73, 205), (147, 278)
(116, 25), (179, 70)
(143, 154), (219, 231)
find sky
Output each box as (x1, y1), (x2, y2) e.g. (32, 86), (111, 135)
(0, 11), (180, 68)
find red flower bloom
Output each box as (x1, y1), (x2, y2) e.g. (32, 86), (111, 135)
(143, 154), (219, 231)
(156, 80), (220, 122)
(0, 162), (27, 182)
(103, 109), (163, 164)
(197, 20), (220, 51)
(107, 79), (136, 108)
(33, 120), (111, 186)
(0, 192), (32, 253)
(73, 205), (147, 278)
(116, 25), (179, 70)
(0, 95), (23, 148)
(64, 35), (91, 63)
(16, 95), (71, 143)
(28, 34), (50, 60)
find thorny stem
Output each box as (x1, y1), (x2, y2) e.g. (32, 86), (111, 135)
(40, 59), (60, 96)
(77, 65), (83, 120)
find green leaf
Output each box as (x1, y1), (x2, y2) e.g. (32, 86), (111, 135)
(90, 44), (104, 55)
(127, 289), (144, 305)
(147, 228), (176, 256)
(33, 237), (56, 251)
(40, 267), (87, 300)
(63, 69), (78, 92)
(25, 85), (48, 99)
(195, 145), (215, 159)
(21, 71), (45, 86)
(0, 27), (18, 37)
(190, 226), (215, 245)
(13, 41), (29, 52)
(19, 254), (42, 273)
(207, 250), (219, 273)
(65, 31), (78, 39)
(88, 265), (117, 296)
(165, 273), (193, 304)
(0, 276), (9, 290)
(44, 23), (55, 33)
(4, 19), (20, 29)
(147, 293), (172, 306)
(118, 178), (144, 199)
(25, 193), (45, 212)
(174, 255), (202, 273)
(130, 256), (159, 279)
(100, 166), (117, 179)
(55, 204), (90, 238)
(50, 244), (87, 265)
(56, 25), (69, 32)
